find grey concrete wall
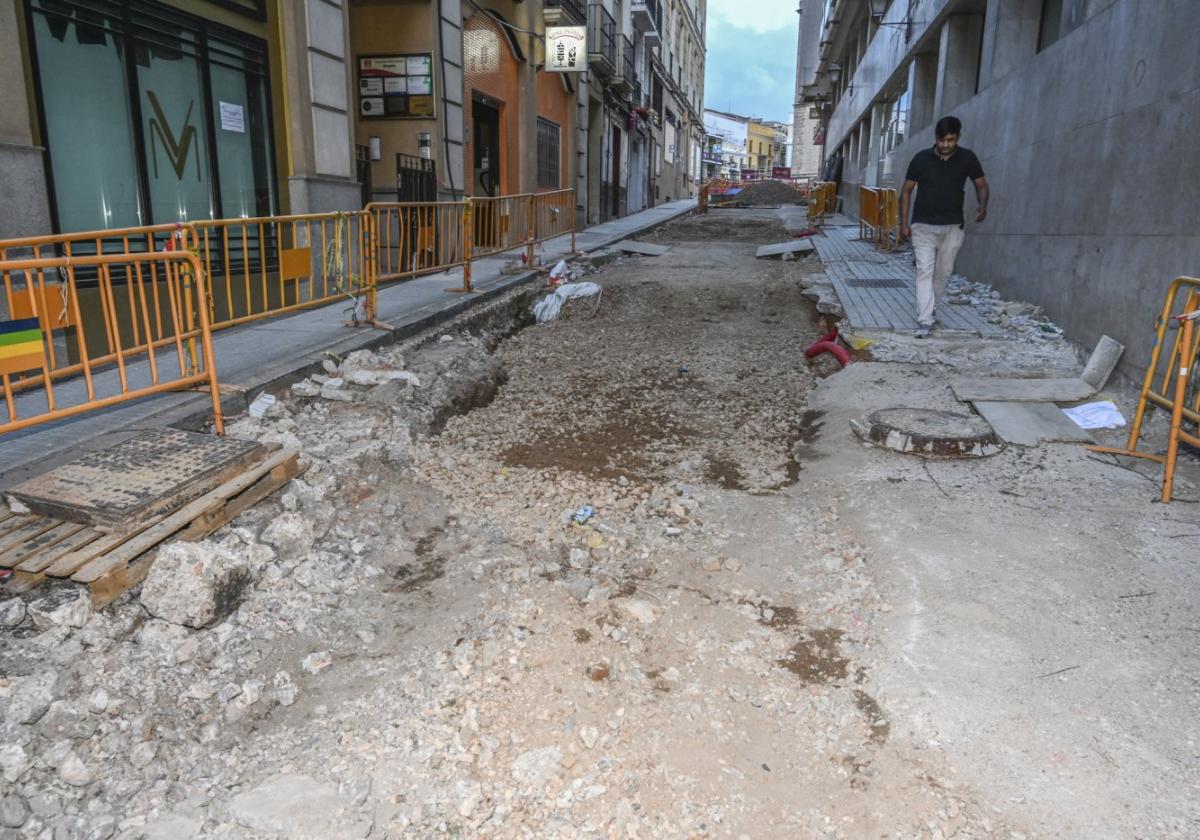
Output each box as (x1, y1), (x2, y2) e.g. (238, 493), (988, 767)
(878, 0), (1200, 379)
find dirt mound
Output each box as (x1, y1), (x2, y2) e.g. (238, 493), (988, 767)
(717, 179), (802, 206)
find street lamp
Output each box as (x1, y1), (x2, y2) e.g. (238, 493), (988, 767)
(827, 62), (842, 84)
(870, 0), (915, 31)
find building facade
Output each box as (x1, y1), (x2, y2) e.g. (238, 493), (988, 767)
(796, 0), (1200, 378)
(1, 0), (704, 240)
(701, 108), (747, 179)
(790, 5), (824, 180)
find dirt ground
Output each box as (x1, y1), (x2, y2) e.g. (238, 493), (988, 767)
(3, 208), (1198, 839)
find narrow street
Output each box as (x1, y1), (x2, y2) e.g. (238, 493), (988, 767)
(3, 209), (1198, 839)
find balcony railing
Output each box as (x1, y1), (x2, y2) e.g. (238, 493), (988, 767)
(544, 0), (586, 26)
(620, 35), (634, 88)
(587, 3), (616, 75)
(631, 0), (662, 45)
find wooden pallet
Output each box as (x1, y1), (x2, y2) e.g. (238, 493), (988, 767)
(0, 449), (303, 608)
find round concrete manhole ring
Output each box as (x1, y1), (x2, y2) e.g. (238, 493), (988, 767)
(850, 407), (1004, 458)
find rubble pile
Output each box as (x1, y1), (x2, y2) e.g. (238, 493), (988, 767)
(945, 274), (1066, 341)
(0, 214), (1025, 838)
(717, 180), (803, 206)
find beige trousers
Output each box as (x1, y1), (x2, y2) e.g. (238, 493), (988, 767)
(911, 222), (965, 326)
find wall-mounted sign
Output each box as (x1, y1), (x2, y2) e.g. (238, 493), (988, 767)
(358, 54), (436, 119)
(545, 26), (586, 72)
(772, 166), (792, 179)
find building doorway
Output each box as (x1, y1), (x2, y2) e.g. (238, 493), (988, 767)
(471, 96), (501, 197)
(610, 123), (622, 219)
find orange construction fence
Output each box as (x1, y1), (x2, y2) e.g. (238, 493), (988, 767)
(0, 187), (579, 436)
(858, 187), (899, 250)
(1, 250), (223, 436)
(192, 211), (378, 329)
(1089, 277), (1200, 502)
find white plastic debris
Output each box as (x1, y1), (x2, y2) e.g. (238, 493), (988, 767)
(247, 393), (277, 419)
(5, 496), (30, 515)
(1062, 400), (1126, 430)
(532, 282), (602, 323)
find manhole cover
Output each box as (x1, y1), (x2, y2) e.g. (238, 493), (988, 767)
(847, 277), (908, 288)
(850, 408), (1003, 458)
(5, 430), (266, 528)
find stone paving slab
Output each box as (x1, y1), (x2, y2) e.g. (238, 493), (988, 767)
(755, 240), (814, 259)
(616, 240), (672, 256)
(972, 401), (1094, 446)
(951, 377), (1096, 403)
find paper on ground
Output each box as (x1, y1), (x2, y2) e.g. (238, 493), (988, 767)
(1062, 400), (1126, 430)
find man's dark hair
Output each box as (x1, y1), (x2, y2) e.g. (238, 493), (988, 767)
(935, 116), (962, 139)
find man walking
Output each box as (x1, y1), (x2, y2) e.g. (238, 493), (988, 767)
(900, 116), (989, 338)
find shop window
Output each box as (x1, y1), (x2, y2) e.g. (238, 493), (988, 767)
(27, 0), (276, 234)
(536, 117), (560, 189)
(29, 2), (142, 232)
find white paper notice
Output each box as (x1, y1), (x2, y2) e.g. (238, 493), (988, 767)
(383, 77), (407, 94)
(407, 75), (431, 95)
(406, 55), (430, 75)
(359, 77), (383, 95)
(219, 101), (245, 133)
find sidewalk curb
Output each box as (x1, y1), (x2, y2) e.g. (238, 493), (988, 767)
(0, 201), (696, 482)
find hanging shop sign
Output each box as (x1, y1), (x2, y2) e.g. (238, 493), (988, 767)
(545, 26), (586, 72)
(358, 54), (436, 119)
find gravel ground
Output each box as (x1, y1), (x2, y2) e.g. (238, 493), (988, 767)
(1, 208), (1193, 839)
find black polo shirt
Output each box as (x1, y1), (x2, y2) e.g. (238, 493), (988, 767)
(904, 146), (985, 225)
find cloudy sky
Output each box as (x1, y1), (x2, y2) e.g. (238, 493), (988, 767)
(702, 0), (797, 123)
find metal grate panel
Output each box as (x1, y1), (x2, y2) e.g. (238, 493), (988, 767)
(847, 277), (909, 288)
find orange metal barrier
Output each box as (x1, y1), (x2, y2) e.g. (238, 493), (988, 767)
(1, 251), (223, 436)
(880, 189), (899, 249)
(699, 182), (710, 214)
(859, 186), (880, 242)
(368, 202), (468, 283)
(191, 211), (378, 329)
(1089, 277), (1200, 502)
(471, 194), (535, 260)
(858, 187), (899, 250)
(532, 189), (577, 254)
(808, 181), (836, 225)
(0, 223), (200, 394)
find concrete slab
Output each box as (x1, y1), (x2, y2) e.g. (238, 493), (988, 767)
(951, 377), (1095, 403)
(755, 239), (815, 259)
(951, 335), (1123, 402)
(1081, 335), (1125, 389)
(972, 401), (1094, 446)
(616, 240), (672, 256)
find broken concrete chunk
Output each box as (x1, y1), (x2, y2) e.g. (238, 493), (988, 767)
(291, 379), (321, 398)
(343, 368), (421, 388)
(229, 774), (372, 838)
(140, 541), (251, 629)
(27, 590), (91, 630)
